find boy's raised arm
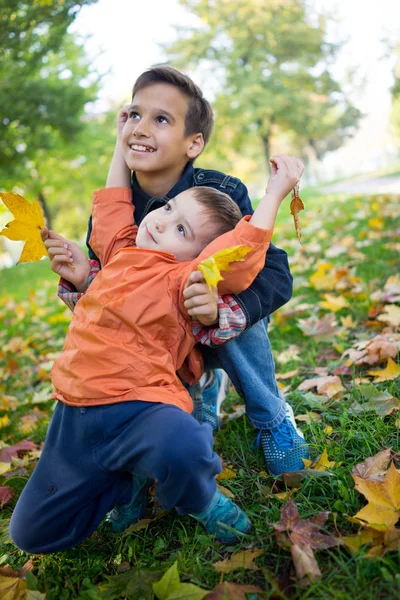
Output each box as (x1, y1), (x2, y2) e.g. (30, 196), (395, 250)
(58, 106), (133, 310)
(180, 155), (303, 317)
(106, 105), (132, 188)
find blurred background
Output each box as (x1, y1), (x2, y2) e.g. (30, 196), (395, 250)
(1, 0), (400, 265)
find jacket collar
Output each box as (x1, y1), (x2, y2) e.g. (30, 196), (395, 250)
(131, 163), (195, 225)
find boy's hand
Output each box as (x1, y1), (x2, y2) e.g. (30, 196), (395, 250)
(41, 227), (90, 292)
(183, 271), (219, 326)
(266, 155), (304, 202)
(117, 104), (131, 139)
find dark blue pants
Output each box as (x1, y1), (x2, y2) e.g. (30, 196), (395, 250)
(10, 400), (221, 554)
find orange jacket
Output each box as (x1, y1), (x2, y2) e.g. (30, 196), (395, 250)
(51, 188), (273, 413)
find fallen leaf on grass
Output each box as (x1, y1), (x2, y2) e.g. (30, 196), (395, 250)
(319, 294), (349, 312)
(297, 314), (343, 342)
(309, 263), (336, 291)
(272, 500), (339, 586)
(302, 449), (336, 472)
(0, 415), (10, 429)
(213, 549), (264, 573)
(0, 192), (47, 264)
(122, 511), (168, 537)
(0, 440), (36, 464)
(351, 449), (392, 482)
(340, 315), (357, 330)
(300, 391), (328, 411)
(283, 468), (334, 488)
(298, 375), (344, 398)
(0, 486), (14, 508)
(0, 561), (33, 600)
(276, 345), (301, 364)
(216, 466), (236, 481)
(153, 561), (208, 600)
(341, 523), (400, 556)
(99, 566), (163, 600)
(216, 484), (235, 499)
(206, 582), (266, 599)
(352, 463), (400, 528)
(367, 358), (400, 383)
(295, 412), (322, 424)
(275, 369), (299, 380)
(370, 274), (400, 304)
(357, 384), (400, 418)
(343, 333), (399, 366)
(290, 543), (321, 586)
(377, 305), (400, 327)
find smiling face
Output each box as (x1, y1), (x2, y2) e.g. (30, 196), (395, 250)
(136, 190), (215, 261)
(121, 83), (204, 179)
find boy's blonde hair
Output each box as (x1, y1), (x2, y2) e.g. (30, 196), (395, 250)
(132, 66), (214, 146)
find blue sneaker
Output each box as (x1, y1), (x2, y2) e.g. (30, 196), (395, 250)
(190, 489), (252, 544)
(201, 369), (230, 432)
(258, 403), (310, 475)
(107, 476), (151, 533)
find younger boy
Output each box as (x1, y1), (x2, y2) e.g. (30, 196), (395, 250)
(10, 156), (304, 554)
(57, 66), (309, 475)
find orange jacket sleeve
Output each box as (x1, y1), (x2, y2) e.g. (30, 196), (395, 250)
(178, 216), (273, 315)
(89, 187), (137, 267)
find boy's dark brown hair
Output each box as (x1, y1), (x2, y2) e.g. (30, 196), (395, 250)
(132, 65), (214, 146)
(191, 186), (242, 241)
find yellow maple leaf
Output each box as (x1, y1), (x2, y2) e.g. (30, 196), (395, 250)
(377, 305), (400, 327)
(309, 263), (336, 291)
(319, 294), (349, 312)
(352, 463), (400, 528)
(216, 465), (236, 481)
(0, 415), (10, 430)
(0, 192), (47, 263)
(340, 315), (357, 329)
(368, 358), (400, 383)
(198, 245), (252, 290)
(213, 549), (264, 573)
(302, 449), (336, 471)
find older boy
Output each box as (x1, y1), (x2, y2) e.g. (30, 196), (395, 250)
(58, 66), (309, 476)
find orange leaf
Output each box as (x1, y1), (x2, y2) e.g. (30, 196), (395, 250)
(290, 193), (304, 244)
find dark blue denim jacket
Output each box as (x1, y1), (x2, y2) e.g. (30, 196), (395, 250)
(86, 163), (293, 326)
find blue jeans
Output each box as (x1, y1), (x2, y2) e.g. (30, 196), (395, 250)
(10, 401), (221, 554)
(199, 320), (286, 429)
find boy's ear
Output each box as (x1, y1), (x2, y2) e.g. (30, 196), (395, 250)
(186, 133), (204, 160)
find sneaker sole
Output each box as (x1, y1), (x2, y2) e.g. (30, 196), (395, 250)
(216, 370), (230, 415)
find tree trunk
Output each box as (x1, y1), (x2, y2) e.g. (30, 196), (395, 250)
(38, 190), (52, 229)
(261, 132), (272, 175)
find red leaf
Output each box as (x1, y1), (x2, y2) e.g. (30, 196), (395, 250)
(0, 440), (36, 463)
(0, 486), (14, 508)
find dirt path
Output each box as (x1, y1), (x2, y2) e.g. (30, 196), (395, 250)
(322, 174), (400, 195)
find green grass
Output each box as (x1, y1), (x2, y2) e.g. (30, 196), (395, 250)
(0, 192), (399, 599)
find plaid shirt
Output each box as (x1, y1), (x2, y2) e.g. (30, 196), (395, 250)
(58, 260), (246, 347)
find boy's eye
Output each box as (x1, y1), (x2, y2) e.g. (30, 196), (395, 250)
(177, 224), (186, 237)
(129, 111), (140, 120)
(156, 115), (168, 124)
(164, 203), (171, 213)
